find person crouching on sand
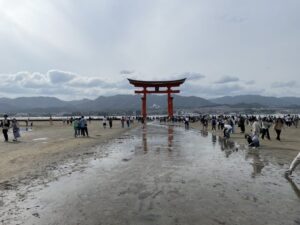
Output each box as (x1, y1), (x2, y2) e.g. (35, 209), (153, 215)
(245, 133), (260, 148)
(285, 152), (300, 176)
(223, 123), (232, 139)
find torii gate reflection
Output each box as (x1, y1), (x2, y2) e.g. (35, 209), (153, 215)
(142, 125), (174, 153)
(128, 78), (186, 119)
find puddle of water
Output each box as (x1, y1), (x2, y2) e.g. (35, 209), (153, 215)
(1, 123), (300, 225)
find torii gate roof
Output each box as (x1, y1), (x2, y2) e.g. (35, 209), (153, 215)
(128, 78), (186, 87)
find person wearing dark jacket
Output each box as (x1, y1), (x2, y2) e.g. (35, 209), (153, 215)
(239, 116), (245, 133)
(1, 115), (10, 142)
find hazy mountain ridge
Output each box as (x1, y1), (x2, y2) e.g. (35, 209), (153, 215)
(1, 95), (300, 113)
(210, 95), (300, 107)
(0, 95), (213, 113)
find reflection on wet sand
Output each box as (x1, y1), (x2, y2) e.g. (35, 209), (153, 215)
(245, 152), (265, 178)
(167, 127), (173, 151)
(211, 134), (217, 147)
(216, 135), (267, 177)
(142, 124), (148, 153)
(218, 136), (237, 158)
(142, 124), (175, 153)
(200, 130), (208, 137)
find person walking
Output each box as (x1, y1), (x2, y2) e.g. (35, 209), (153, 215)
(1, 115), (10, 142)
(109, 118), (113, 129)
(294, 116), (299, 128)
(238, 116), (245, 133)
(11, 118), (20, 141)
(211, 116), (217, 132)
(121, 117), (125, 128)
(84, 118), (89, 136)
(274, 117), (284, 141)
(184, 116), (189, 129)
(261, 117), (271, 140)
(126, 117), (130, 128)
(252, 118), (261, 136)
(103, 117), (107, 129)
(73, 118), (79, 137)
(229, 116), (235, 133)
(80, 116), (88, 136)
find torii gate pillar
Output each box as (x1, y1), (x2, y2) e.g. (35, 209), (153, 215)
(141, 88), (147, 119)
(167, 89), (174, 118)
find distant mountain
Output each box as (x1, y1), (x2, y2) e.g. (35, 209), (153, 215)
(0, 96), (69, 109)
(0, 95), (213, 113)
(210, 95), (300, 107)
(70, 94), (214, 112)
(1, 94), (300, 114)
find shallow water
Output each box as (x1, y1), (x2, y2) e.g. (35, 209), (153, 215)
(1, 123), (300, 225)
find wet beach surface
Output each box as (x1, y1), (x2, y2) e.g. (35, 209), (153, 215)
(1, 123), (300, 225)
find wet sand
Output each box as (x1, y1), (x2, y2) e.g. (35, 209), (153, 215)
(185, 121), (300, 153)
(1, 123), (299, 225)
(0, 121), (137, 185)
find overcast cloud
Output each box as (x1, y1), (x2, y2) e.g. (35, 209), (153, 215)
(215, 76), (239, 84)
(0, 0), (299, 100)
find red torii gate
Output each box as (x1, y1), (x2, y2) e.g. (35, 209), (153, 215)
(128, 78), (186, 119)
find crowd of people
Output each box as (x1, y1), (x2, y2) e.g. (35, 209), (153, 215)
(0, 115), (21, 142)
(157, 113), (300, 177)
(0, 115), (135, 141)
(174, 114), (299, 144)
(73, 116), (89, 138)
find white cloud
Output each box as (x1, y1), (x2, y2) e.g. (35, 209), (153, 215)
(271, 81), (297, 88)
(120, 70), (135, 75)
(245, 80), (255, 85)
(48, 70), (76, 84)
(172, 72), (205, 81)
(0, 70), (132, 99)
(215, 76), (239, 84)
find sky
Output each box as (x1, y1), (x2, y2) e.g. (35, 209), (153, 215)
(0, 0), (299, 100)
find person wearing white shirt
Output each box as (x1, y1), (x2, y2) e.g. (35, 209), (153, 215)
(223, 124), (232, 138)
(252, 118), (261, 136)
